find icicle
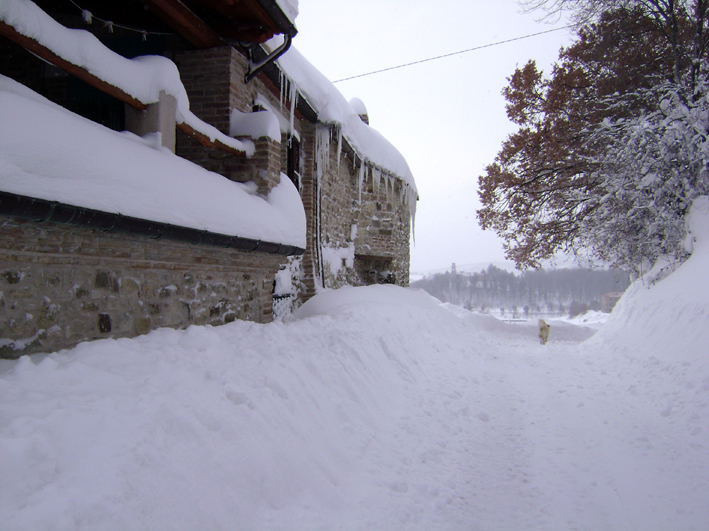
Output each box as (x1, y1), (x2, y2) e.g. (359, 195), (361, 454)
(314, 124), (331, 289)
(357, 162), (365, 202)
(141, 30), (148, 41)
(335, 127), (342, 169)
(288, 80), (298, 140)
(372, 168), (381, 193)
(81, 10), (93, 24)
(315, 124), (331, 181)
(104, 20), (114, 33)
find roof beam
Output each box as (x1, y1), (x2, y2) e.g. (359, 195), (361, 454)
(176, 122), (248, 156)
(140, 0), (225, 48)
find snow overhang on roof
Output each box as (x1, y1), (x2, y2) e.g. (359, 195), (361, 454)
(0, 74), (307, 252)
(267, 39), (418, 198)
(0, 0), (253, 156)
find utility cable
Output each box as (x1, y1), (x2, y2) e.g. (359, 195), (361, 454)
(332, 25), (572, 83)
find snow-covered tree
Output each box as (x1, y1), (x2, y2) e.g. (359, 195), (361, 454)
(478, 1), (709, 273)
(578, 74), (709, 273)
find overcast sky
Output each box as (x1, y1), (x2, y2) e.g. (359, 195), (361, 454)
(291, 0), (574, 275)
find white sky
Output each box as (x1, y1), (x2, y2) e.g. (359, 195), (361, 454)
(292, 0), (574, 274)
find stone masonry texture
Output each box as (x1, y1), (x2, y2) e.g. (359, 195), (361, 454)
(0, 216), (286, 358)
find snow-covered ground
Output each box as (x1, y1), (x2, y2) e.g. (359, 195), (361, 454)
(2, 203), (708, 530)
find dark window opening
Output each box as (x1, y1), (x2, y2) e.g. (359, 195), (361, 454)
(287, 136), (301, 191)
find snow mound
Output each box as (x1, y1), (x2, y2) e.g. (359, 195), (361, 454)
(582, 195), (709, 360)
(295, 284), (441, 319)
(560, 310), (610, 329)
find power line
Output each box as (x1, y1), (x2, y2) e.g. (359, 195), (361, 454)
(332, 25), (572, 83)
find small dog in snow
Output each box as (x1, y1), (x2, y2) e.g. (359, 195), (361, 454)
(538, 319), (550, 345)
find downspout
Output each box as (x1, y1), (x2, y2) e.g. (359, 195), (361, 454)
(316, 141), (325, 287)
(245, 34), (292, 83)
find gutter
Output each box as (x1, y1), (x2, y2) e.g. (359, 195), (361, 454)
(0, 191), (304, 256)
(245, 34), (292, 83)
(256, 0), (298, 38)
(244, 42), (318, 122)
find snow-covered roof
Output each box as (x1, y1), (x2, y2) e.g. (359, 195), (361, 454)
(349, 97), (368, 117)
(0, 0), (254, 156)
(272, 41), (418, 196)
(0, 75), (306, 249)
(275, 0), (299, 25)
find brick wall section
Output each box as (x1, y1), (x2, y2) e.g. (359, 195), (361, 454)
(0, 216), (286, 358)
(296, 122), (319, 300)
(177, 47), (233, 132)
(175, 47), (283, 195)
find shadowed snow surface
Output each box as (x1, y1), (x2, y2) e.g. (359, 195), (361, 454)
(1, 199), (709, 530)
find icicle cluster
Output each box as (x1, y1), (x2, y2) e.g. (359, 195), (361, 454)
(313, 123), (417, 237)
(277, 72), (299, 143)
(315, 125), (331, 183)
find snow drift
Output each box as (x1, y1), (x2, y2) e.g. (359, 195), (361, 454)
(1, 208), (708, 529)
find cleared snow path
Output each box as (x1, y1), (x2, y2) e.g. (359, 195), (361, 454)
(1, 285), (707, 530)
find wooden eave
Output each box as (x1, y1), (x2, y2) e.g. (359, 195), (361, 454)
(140, 0), (226, 48)
(141, 0), (297, 47)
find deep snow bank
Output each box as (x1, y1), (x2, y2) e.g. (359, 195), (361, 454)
(0, 286), (485, 530)
(582, 195), (709, 360)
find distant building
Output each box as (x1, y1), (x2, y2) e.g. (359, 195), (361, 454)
(601, 292), (625, 313)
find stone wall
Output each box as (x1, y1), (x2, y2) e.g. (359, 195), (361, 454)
(313, 129), (412, 290)
(354, 172), (412, 287)
(0, 216), (286, 358)
(126, 43), (410, 307)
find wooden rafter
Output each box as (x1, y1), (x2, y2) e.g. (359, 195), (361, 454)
(176, 122), (248, 156)
(140, 0), (225, 49)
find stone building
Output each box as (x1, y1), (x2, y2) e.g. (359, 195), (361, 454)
(0, 0), (417, 357)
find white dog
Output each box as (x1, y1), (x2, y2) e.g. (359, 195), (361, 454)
(538, 319), (550, 345)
